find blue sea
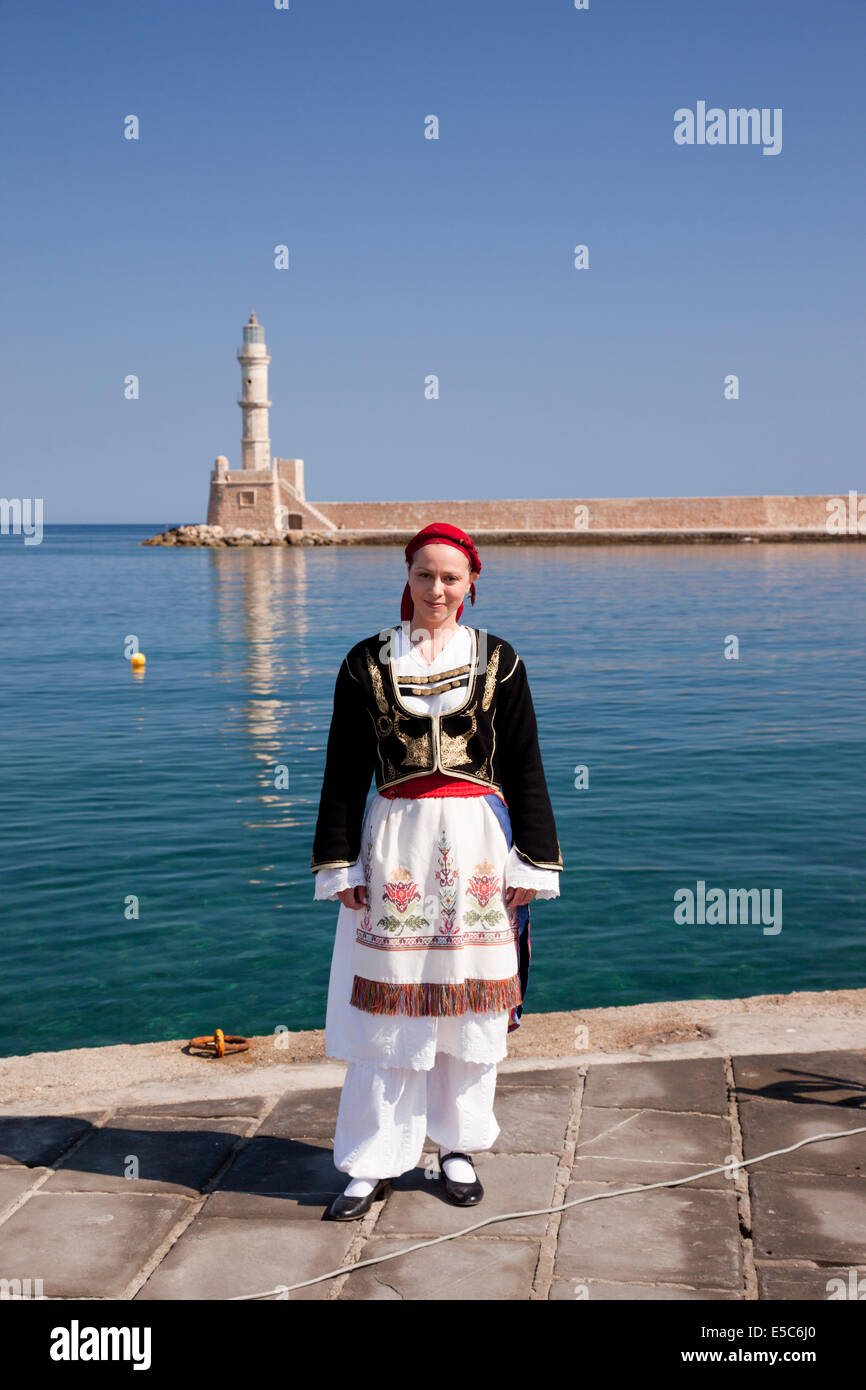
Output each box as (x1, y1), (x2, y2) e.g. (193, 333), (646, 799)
(1, 526), (864, 1058)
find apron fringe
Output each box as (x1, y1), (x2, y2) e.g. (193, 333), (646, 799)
(350, 973), (522, 1017)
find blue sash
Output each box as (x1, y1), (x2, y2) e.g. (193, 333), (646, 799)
(484, 793), (531, 1033)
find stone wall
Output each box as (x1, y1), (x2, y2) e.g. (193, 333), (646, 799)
(311, 495), (841, 532)
(199, 484), (863, 543)
(207, 469), (280, 532)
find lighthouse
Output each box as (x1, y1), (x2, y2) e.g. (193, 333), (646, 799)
(238, 311), (272, 471)
(206, 312), (322, 535)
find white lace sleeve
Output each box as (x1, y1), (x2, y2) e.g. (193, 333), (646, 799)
(504, 846), (560, 899)
(314, 861), (366, 902)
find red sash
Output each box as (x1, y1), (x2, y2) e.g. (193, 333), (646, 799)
(380, 770), (506, 804)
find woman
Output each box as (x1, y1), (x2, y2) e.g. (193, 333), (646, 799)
(311, 521), (563, 1220)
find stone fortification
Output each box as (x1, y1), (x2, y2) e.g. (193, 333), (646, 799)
(314, 494), (842, 533)
(145, 493), (864, 547)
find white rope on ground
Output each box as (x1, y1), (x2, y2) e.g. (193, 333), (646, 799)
(228, 1123), (866, 1299)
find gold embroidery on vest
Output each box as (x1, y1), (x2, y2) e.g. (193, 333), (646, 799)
(481, 644), (502, 711)
(366, 649), (389, 713)
(393, 710), (433, 767)
(439, 701), (477, 768)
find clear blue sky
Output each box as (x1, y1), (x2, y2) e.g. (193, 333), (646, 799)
(2, 0), (864, 522)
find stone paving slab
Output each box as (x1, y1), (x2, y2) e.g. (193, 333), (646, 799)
(582, 1058), (728, 1114)
(0, 1192), (190, 1298)
(555, 1180), (743, 1290)
(749, 1173), (866, 1265)
(549, 1278), (742, 1300)
(255, 1087), (343, 1140)
(376, 1153), (559, 1238)
(757, 1264), (866, 1301)
(739, 1099), (866, 1176)
(41, 1117), (250, 1196)
(732, 1050), (866, 1107)
(201, 1137), (343, 1219)
(0, 1112), (104, 1166)
(135, 1217), (355, 1301)
(488, 1085), (572, 1152)
(495, 1065), (584, 1088)
(0, 1164), (50, 1218)
(339, 1236), (541, 1299)
(573, 1107), (733, 1189)
(114, 1095), (270, 1119)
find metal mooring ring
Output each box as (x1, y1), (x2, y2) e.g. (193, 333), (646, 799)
(188, 1028), (250, 1057)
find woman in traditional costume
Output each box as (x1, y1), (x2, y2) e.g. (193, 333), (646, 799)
(311, 522), (563, 1220)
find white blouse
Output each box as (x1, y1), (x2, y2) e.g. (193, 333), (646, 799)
(313, 622), (561, 902)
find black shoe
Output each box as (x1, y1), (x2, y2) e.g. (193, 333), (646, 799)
(326, 1178), (392, 1221)
(439, 1150), (484, 1206)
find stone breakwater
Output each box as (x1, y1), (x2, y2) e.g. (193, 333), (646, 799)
(141, 524), (340, 547)
(140, 522), (862, 548)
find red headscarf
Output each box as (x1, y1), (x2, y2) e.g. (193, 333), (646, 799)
(401, 522), (481, 623)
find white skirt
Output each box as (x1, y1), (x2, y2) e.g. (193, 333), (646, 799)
(325, 792), (518, 1071)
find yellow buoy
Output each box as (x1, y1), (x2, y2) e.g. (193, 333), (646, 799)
(130, 652), (146, 669)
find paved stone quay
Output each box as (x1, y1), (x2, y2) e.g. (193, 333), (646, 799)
(0, 1049), (863, 1300)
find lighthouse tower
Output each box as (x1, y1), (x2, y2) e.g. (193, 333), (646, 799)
(238, 311), (272, 471)
(206, 312), (322, 535)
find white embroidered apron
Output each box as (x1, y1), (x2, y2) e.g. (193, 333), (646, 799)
(349, 792), (521, 1017)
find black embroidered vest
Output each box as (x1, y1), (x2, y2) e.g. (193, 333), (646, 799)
(310, 625), (563, 873)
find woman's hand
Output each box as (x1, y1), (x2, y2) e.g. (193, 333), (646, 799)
(338, 885), (367, 910)
(505, 886), (537, 908)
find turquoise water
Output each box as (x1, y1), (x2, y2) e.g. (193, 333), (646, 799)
(1, 527), (864, 1058)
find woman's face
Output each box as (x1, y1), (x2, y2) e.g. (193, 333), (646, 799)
(407, 544), (478, 629)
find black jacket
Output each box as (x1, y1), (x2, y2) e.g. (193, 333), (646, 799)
(310, 625), (563, 874)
